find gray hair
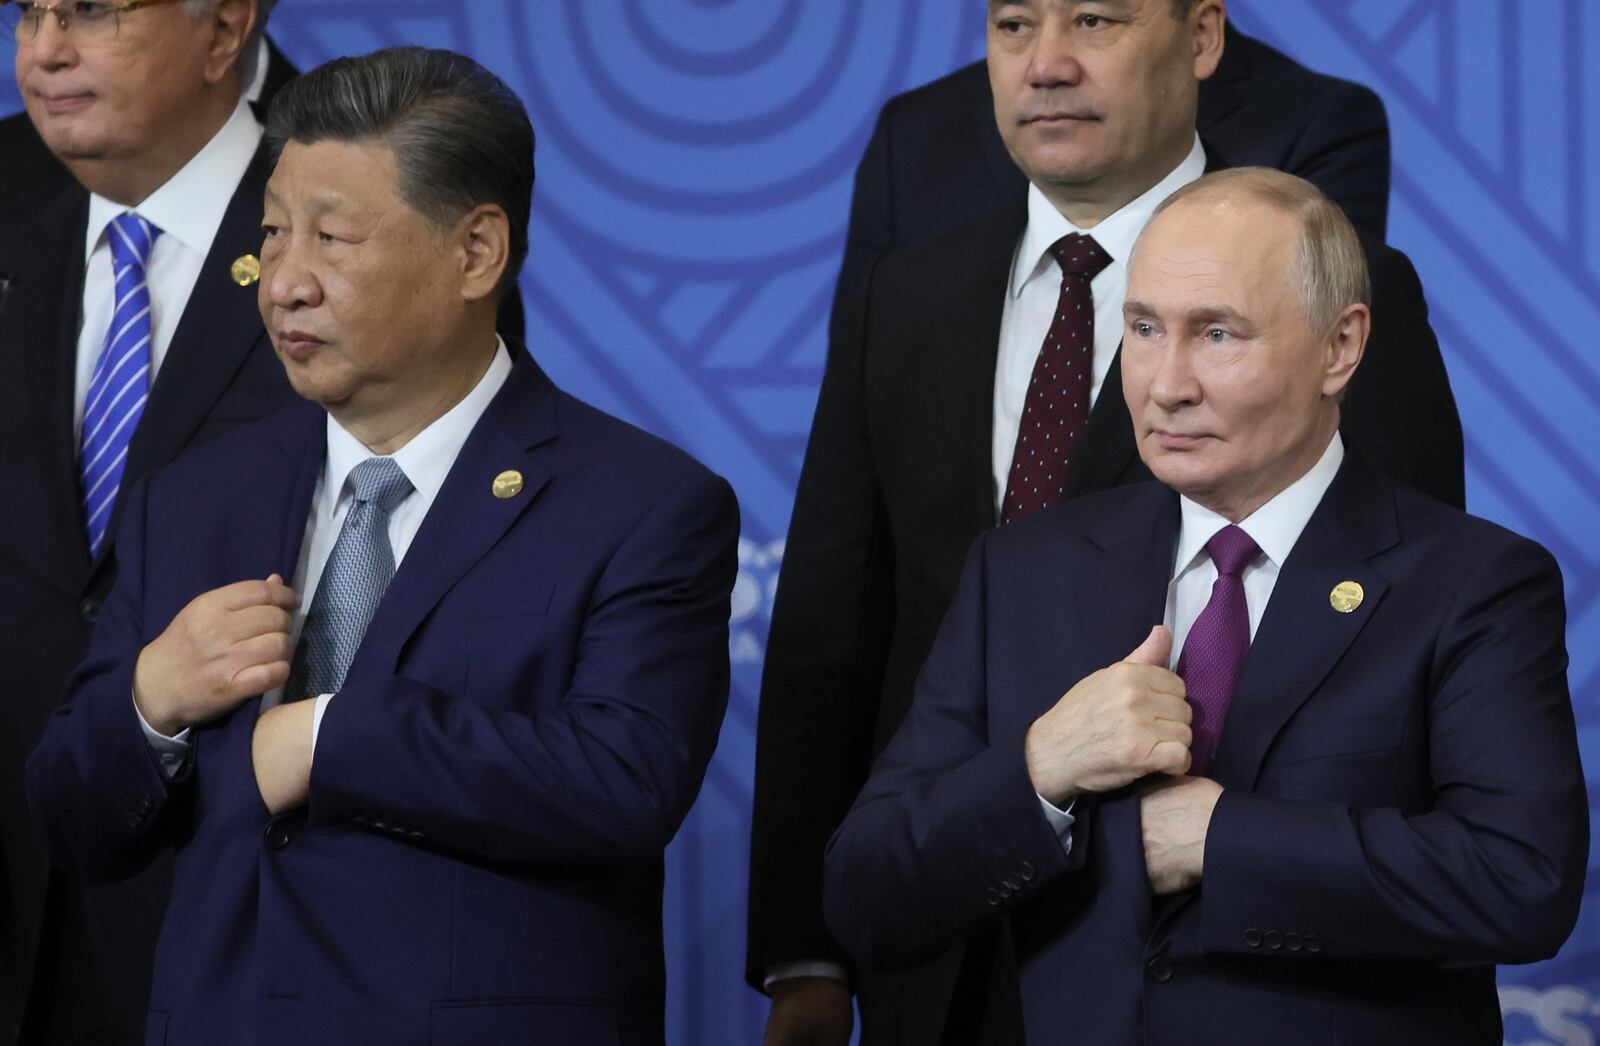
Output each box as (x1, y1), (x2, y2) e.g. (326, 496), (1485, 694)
(265, 46), (534, 300)
(1149, 167), (1371, 334)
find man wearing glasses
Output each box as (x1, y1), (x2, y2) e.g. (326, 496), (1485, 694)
(0, 3), (296, 1042)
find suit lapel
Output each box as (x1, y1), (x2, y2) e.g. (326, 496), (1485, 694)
(344, 351), (558, 681)
(1067, 485), (1179, 664)
(1212, 455), (1398, 788)
(937, 212), (1026, 529)
(1, 185), (94, 569)
(114, 142), (276, 575)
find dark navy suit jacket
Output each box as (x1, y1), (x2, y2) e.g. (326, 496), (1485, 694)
(28, 350), (739, 1046)
(823, 454), (1587, 1045)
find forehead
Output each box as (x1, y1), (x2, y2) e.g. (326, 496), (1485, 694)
(267, 139), (400, 207)
(1129, 198), (1299, 302)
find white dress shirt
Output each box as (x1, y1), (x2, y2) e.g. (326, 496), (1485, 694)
(74, 99), (263, 438)
(138, 340), (514, 768)
(990, 136), (1207, 514)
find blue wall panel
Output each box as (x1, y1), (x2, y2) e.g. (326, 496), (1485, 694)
(2, 2), (1593, 1042)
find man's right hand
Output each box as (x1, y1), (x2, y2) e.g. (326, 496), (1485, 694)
(133, 574), (298, 736)
(1024, 625), (1192, 806)
(763, 976), (853, 1046)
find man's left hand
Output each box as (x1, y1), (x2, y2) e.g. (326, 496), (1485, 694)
(1140, 775), (1223, 894)
(253, 701), (317, 815)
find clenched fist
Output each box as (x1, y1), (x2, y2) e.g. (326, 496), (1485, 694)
(133, 574), (299, 736)
(1025, 626), (1192, 806)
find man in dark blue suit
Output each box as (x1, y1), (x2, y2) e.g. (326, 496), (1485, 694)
(823, 168), (1587, 1045)
(28, 48), (738, 1045)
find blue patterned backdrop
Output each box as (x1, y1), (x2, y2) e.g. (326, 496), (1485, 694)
(3, 2), (1594, 1042)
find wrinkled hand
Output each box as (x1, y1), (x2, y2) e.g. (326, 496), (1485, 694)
(1140, 775), (1223, 894)
(133, 575), (298, 736)
(763, 977), (853, 1046)
(1025, 626), (1192, 806)
(253, 699), (317, 815)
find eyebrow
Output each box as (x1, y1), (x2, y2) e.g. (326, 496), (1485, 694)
(262, 185), (349, 217)
(1122, 301), (1250, 325)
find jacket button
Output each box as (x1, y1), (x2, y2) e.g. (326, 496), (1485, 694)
(1264, 931), (1282, 950)
(1145, 957), (1173, 983)
(1018, 862), (1034, 882)
(984, 888), (1001, 906)
(1244, 928), (1261, 948)
(1305, 935), (1322, 953)
(1285, 933), (1302, 952)
(79, 597), (101, 623)
(266, 822), (293, 850)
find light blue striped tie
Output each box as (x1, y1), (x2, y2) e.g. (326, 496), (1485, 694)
(284, 458), (414, 702)
(80, 212), (160, 556)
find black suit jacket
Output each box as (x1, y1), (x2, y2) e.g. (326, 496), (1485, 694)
(828, 23), (1391, 356)
(748, 170), (1462, 1042)
(824, 455), (1586, 1046)
(0, 140), (301, 1043)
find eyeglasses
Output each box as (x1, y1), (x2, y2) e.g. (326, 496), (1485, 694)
(1, 0), (187, 44)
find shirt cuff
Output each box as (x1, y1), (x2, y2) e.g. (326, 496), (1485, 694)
(133, 690), (191, 779)
(1037, 793), (1076, 853)
(762, 960), (850, 993)
(310, 693), (334, 764)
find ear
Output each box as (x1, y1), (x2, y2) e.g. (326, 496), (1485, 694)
(203, 0), (256, 86)
(1191, 1), (1226, 82)
(1321, 301), (1369, 399)
(456, 203), (512, 305)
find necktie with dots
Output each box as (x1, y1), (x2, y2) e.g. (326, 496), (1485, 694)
(1000, 233), (1112, 524)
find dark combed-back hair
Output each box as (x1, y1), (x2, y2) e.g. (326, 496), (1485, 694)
(266, 46), (534, 299)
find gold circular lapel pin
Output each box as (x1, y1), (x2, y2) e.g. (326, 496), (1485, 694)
(492, 470), (524, 499)
(1329, 581), (1364, 614)
(230, 254), (261, 287)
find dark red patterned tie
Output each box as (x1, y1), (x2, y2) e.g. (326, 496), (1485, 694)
(1001, 233), (1112, 524)
(1176, 525), (1263, 775)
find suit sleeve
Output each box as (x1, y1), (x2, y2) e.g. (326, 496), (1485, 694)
(744, 245), (899, 986)
(1282, 79), (1391, 242)
(25, 478), (191, 883)
(304, 472), (739, 864)
(1341, 245), (1466, 509)
(1199, 535), (1588, 964)
(822, 535), (1076, 971)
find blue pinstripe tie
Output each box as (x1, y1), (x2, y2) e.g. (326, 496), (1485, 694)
(284, 458), (414, 702)
(80, 212), (160, 555)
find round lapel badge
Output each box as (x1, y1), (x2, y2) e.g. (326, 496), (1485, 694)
(1329, 580), (1364, 614)
(492, 470), (524, 499)
(230, 254), (261, 287)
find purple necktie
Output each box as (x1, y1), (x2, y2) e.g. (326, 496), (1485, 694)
(1176, 525), (1262, 775)
(1000, 233), (1111, 524)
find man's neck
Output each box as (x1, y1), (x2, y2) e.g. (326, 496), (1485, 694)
(334, 327), (502, 457)
(66, 88), (240, 206)
(1041, 135), (1198, 229)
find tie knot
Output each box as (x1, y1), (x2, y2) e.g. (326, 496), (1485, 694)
(348, 457), (413, 515)
(1205, 524), (1261, 577)
(107, 213), (160, 268)
(1048, 233), (1111, 279)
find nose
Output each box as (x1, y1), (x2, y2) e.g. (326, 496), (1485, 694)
(260, 235), (322, 316)
(1146, 343), (1201, 412)
(1028, 15), (1085, 87)
(25, 11), (78, 70)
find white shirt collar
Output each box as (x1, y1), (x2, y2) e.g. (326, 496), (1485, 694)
(321, 338), (515, 518)
(1011, 134), (1207, 299)
(1171, 432), (1346, 580)
(85, 97), (263, 262)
